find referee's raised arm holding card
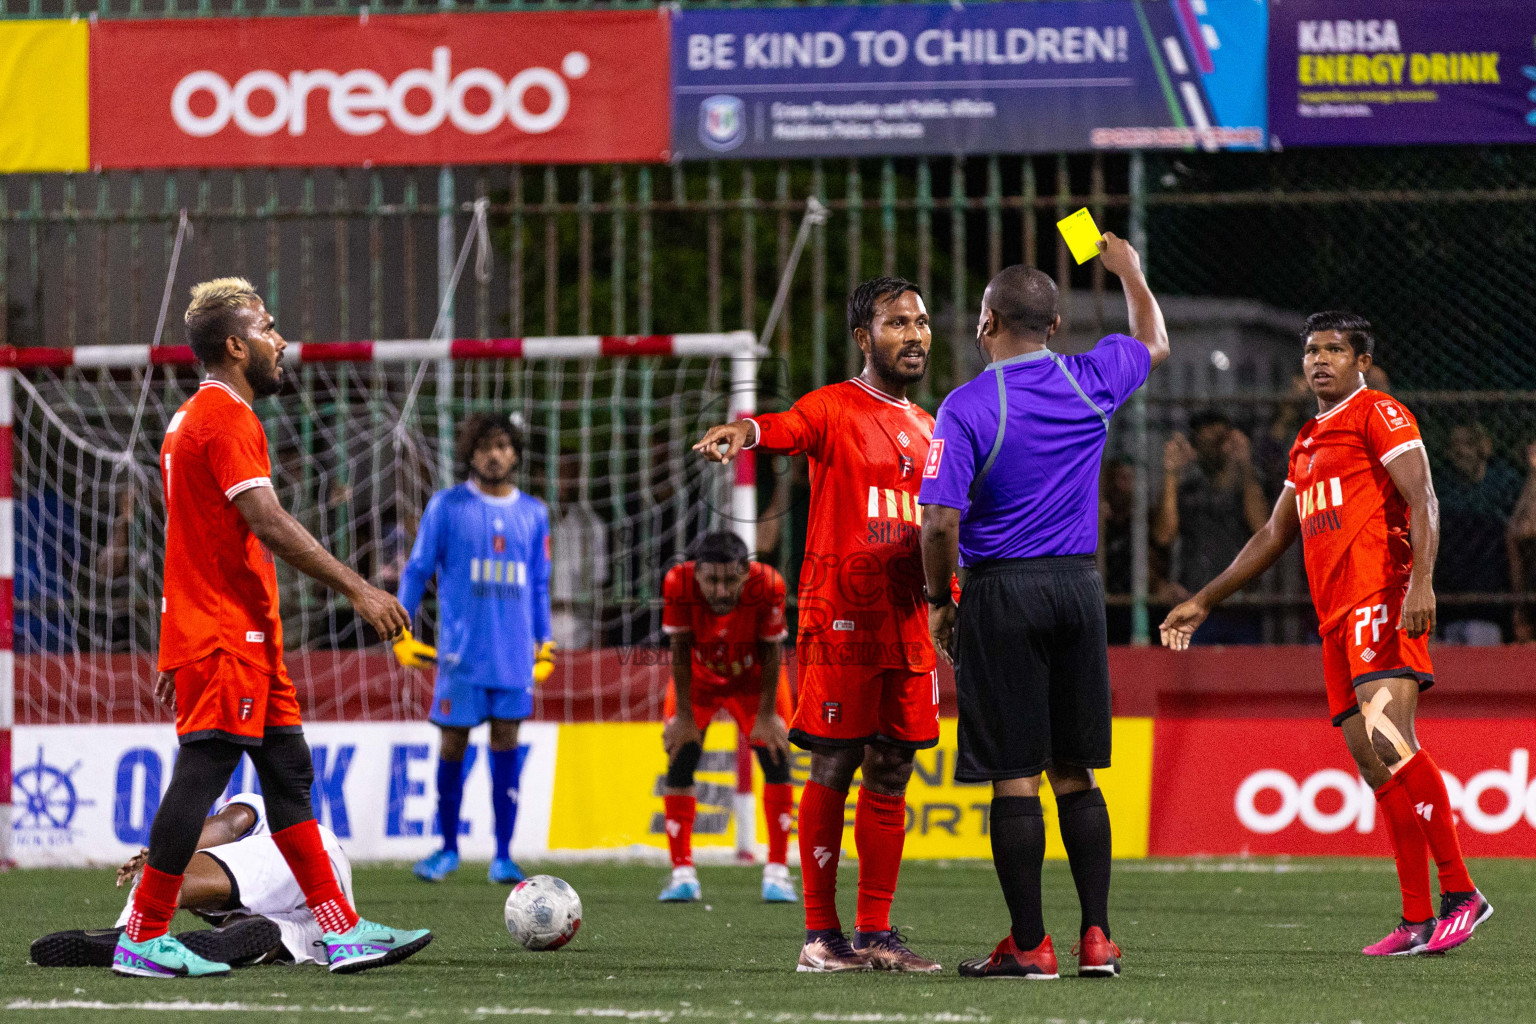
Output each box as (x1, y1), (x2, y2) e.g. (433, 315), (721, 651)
(917, 228), (1168, 981)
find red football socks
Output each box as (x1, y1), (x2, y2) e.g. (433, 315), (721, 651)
(798, 780), (848, 932)
(1397, 750), (1475, 894)
(1374, 772), (1434, 922)
(125, 865), (183, 942)
(663, 794), (697, 868)
(762, 783), (794, 867)
(854, 788), (907, 934)
(273, 819), (360, 935)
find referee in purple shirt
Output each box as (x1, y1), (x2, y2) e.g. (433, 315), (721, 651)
(918, 234), (1170, 980)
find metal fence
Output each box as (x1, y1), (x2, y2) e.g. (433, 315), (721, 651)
(4, 0), (1535, 645)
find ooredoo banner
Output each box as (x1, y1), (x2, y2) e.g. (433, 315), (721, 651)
(670, 0), (1266, 159)
(89, 10), (672, 168)
(1269, 1), (1536, 147)
(1150, 718), (1536, 857)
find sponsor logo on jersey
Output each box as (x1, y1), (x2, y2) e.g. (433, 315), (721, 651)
(923, 439), (944, 478)
(832, 619), (855, 631)
(1375, 399), (1411, 432)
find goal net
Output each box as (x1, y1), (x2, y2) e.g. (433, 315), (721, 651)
(5, 333), (757, 735)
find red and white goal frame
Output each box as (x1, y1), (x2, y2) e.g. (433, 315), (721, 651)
(0, 331), (764, 866)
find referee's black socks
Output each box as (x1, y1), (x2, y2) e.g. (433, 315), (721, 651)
(989, 796), (1047, 950)
(1056, 787), (1112, 939)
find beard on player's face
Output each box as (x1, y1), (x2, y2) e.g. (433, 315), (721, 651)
(245, 345), (284, 399)
(471, 443), (518, 486)
(868, 335), (929, 385)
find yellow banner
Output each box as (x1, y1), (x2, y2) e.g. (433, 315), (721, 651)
(549, 718), (1153, 859)
(0, 20), (88, 173)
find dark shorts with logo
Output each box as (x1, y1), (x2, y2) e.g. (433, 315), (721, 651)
(954, 555), (1112, 782)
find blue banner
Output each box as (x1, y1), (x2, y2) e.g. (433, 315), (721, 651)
(1269, 1), (1536, 148)
(670, 0), (1267, 160)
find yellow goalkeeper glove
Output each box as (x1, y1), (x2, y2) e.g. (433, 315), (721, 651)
(532, 640), (556, 685)
(392, 628), (437, 670)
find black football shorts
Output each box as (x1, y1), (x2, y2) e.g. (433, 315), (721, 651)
(953, 554), (1113, 782)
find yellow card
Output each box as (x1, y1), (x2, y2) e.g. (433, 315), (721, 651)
(1056, 207), (1104, 265)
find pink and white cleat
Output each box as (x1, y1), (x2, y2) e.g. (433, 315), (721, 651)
(1362, 919), (1434, 957)
(1423, 890), (1492, 954)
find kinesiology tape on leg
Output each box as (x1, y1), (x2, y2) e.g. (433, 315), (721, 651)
(1361, 689), (1414, 766)
(146, 740), (245, 875)
(754, 744), (792, 785)
(249, 732), (318, 832)
(666, 741), (704, 789)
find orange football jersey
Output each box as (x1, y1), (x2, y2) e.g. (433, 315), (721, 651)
(158, 380), (284, 673)
(662, 560), (788, 688)
(1286, 386), (1424, 634)
(746, 377), (936, 674)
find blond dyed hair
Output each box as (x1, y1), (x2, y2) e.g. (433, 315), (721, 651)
(185, 277), (262, 366)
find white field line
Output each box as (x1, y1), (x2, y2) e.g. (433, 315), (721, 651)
(5, 1001), (375, 1013)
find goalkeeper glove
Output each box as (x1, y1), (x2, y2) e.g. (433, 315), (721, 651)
(533, 640), (556, 685)
(393, 628), (437, 670)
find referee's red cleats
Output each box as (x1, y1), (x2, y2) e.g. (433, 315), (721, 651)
(1071, 926), (1122, 977)
(957, 933), (1058, 979)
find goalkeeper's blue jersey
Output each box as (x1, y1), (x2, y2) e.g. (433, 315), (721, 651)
(399, 482), (552, 691)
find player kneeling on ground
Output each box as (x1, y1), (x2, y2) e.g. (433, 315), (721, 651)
(397, 412), (553, 885)
(1161, 313), (1491, 957)
(121, 278), (428, 979)
(33, 794), (352, 969)
(659, 532), (797, 904)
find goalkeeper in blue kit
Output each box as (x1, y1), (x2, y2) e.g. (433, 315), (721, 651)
(395, 413), (554, 885)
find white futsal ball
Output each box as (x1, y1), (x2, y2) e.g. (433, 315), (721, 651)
(504, 874), (583, 951)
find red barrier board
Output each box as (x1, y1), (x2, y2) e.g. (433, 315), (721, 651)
(1151, 718), (1536, 858)
(89, 10), (671, 168)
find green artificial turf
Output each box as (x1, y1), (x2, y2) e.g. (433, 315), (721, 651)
(1, 858), (1529, 1024)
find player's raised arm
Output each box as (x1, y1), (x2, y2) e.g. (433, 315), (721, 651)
(1159, 485), (1301, 650)
(1098, 232), (1170, 369)
(694, 396), (826, 466)
(232, 486), (409, 641)
(1383, 447), (1440, 638)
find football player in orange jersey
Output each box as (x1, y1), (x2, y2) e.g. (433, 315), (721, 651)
(1161, 312), (1489, 957)
(118, 278), (430, 979)
(657, 531), (796, 904)
(694, 278), (941, 975)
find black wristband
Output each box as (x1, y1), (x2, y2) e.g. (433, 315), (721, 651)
(924, 588), (954, 608)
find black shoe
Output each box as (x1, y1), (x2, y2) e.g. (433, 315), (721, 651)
(30, 928), (124, 968)
(177, 917), (284, 967)
(957, 933), (1059, 979)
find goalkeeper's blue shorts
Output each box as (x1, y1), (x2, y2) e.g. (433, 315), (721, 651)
(428, 675), (533, 727)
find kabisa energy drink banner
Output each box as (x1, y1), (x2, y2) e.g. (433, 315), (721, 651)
(1269, 1), (1536, 147)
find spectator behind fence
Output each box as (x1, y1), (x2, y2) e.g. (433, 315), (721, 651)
(1435, 422), (1520, 645)
(1506, 439), (1536, 643)
(1154, 410), (1269, 644)
(1098, 456), (1171, 644)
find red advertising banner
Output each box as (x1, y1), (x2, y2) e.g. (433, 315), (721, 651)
(1151, 718), (1536, 858)
(89, 10), (671, 168)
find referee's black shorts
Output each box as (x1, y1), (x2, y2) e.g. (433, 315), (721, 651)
(953, 554), (1112, 782)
